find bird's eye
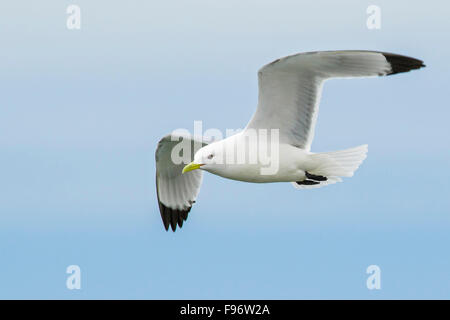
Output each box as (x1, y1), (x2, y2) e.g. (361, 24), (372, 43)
(207, 154), (214, 160)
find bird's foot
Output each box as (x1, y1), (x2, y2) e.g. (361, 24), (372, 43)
(296, 180), (320, 185)
(305, 171), (327, 181)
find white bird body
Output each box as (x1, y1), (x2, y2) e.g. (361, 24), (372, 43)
(195, 132), (367, 185)
(197, 134), (311, 183)
(155, 50), (425, 231)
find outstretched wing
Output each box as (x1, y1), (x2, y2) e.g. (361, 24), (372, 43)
(155, 132), (209, 231)
(245, 50), (425, 151)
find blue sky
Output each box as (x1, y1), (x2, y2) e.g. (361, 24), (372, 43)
(0, 0), (449, 299)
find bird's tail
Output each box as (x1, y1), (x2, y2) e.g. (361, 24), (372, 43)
(292, 145), (368, 189)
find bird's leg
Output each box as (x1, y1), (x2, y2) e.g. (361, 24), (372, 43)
(296, 171), (328, 185)
(296, 180), (320, 185)
(305, 171), (328, 181)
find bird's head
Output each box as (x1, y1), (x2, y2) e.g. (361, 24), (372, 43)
(182, 143), (222, 174)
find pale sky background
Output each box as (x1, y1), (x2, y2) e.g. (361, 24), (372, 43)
(0, 0), (449, 299)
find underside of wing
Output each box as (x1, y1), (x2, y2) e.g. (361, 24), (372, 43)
(155, 132), (210, 231)
(245, 50), (425, 151)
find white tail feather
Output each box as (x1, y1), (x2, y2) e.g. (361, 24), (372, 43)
(312, 144), (368, 177)
(291, 144), (368, 190)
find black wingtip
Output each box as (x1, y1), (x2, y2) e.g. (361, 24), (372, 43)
(158, 202), (170, 231)
(382, 52), (425, 75)
(158, 202), (191, 232)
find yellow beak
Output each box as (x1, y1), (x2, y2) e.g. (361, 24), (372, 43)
(182, 162), (202, 174)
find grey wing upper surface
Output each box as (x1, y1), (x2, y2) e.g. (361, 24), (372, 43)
(155, 132), (209, 231)
(245, 50), (425, 151)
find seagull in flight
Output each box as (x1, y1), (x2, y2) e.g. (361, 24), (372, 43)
(155, 50), (425, 231)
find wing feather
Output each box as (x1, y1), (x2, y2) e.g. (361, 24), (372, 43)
(245, 50), (425, 151)
(155, 132), (209, 231)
